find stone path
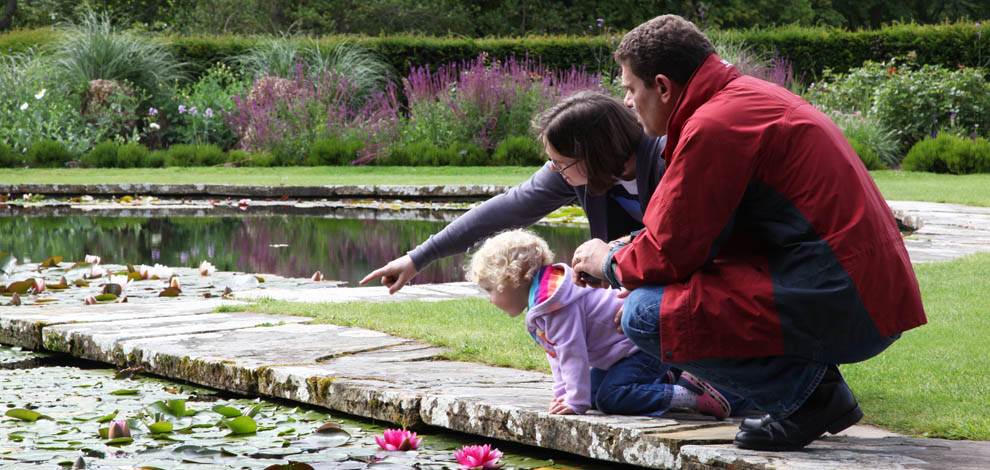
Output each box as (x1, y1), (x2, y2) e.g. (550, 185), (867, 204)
(2, 191), (989, 468)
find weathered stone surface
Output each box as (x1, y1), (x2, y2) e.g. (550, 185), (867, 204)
(42, 311), (309, 364)
(678, 437), (990, 469)
(889, 200), (990, 263)
(0, 299), (239, 349)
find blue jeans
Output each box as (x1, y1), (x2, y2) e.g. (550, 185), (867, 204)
(589, 351), (674, 416)
(621, 285), (898, 419)
(589, 351), (756, 416)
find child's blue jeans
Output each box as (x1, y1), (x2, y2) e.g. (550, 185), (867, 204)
(589, 350), (755, 416)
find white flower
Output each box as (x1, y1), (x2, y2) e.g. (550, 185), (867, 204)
(199, 260), (216, 276)
(107, 275), (131, 294)
(34, 89), (46, 100)
(149, 122), (161, 130)
(141, 263), (174, 280)
(85, 254), (101, 264)
(20, 102), (28, 111)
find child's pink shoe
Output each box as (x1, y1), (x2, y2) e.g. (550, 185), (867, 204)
(678, 372), (731, 420)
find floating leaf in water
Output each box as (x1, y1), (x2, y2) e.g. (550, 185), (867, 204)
(224, 416), (258, 435)
(212, 405), (242, 418)
(94, 294), (117, 302)
(96, 410), (118, 423)
(48, 276), (70, 290)
(110, 389), (139, 396)
(6, 279), (34, 294)
(114, 367), (143, 380)
(73, 279), (90, 287)
(39, 256), (63, 269)
(315, 422), (341, 433)
(106, 437), (133, 446)
(103, 283), (123, 297)
(149, 399), (195, 417)
(247, 404), (264, 418)
(148, 421), (173, 434)
(264, 462), (315, 470)
(6, 408), (48, 422)
(158, 287), (180, 297)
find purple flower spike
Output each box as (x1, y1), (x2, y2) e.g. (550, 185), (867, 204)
(178, 105), (187, 114)
(148, 107), (158, 116)
(205, 108), (214, 118)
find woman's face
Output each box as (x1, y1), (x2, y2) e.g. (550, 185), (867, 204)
(545, 141), (588, 187)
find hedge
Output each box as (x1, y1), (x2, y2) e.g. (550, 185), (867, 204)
(2, 22), (986, 81)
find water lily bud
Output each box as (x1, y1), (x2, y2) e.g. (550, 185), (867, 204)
(72, 456), (86, 469)
(85, 254), (101, 264)
(311, 271), (323, 281)
(84, 295), (97, 305)
(9, 292), (21, 306)
(168, 275), (181, 290)
(199, 260), (216, 276)
(32, 277), (45, 294)
(108, 420), (130, 439)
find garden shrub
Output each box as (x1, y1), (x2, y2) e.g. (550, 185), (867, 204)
(82, 141), (119, 168)
(164, 144), (198, 167)
(942, 137), (990, 175)
(226, 149), (252, 166)
(194, 145), (228, 166)
(808, 58), (990, 152)
(308, 137), (366, 166)
(847, 138), (883, 170)
(247, 152), (277, 167)
(142, 150), (167, 168)
(169, 63), (246, 150)
(902, 135), (958, 173)
(446, 142), (488, 166)
(0, 142), (18, 168)
(116, 142), (148, 168)
(26, 140), (74, 168)
(830, 112), (901, 167)
(492, 136), (543, 166)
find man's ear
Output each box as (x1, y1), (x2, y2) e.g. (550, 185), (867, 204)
(654, 74), (679, 103)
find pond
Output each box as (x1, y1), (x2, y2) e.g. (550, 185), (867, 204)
(0, 216), (589, 286)
(0, 345), (631, 470)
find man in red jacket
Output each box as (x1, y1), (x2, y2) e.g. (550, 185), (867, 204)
(572, 15), (927, 451)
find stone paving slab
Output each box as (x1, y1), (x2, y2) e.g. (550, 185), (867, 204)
(0, 183), (511, 200)
(235, 281), (487, 303)
(889, 200), (990, 263)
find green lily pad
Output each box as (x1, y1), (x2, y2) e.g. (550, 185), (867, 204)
(106, 437), (134, 446)
(6, 408), (48, 422)
(264, 461), (315, 470)
(212, 405), (242, 418)
(96, 410), (118, 423)
(224, 416), (257, 435)
(110, 389), (139, 396)
(39, 256), (63, 268)
(6, 280), (34, 295)
(148, 421), (173, 434)
(94, 293), (117, 301)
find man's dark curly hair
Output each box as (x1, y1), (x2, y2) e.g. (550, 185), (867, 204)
(614, 14), (715, 87)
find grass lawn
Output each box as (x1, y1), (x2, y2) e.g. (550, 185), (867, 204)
(2, 167), (990, 207)
(246, 252), (990, 441)
(0, 166), (539, 187)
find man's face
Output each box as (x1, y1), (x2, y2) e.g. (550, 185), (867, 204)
(620, 62), (679, 137)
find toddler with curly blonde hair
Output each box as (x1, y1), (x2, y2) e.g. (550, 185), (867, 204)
(467, 229), (744, 419)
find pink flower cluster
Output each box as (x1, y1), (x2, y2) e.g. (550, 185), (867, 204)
(454, 444), (503, 469)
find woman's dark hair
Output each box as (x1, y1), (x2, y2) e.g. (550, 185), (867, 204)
(532, 91), (642, 196)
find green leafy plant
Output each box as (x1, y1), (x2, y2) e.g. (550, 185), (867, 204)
(831, 111), (901, 167)
(847, 137), (883, 170)
(0, 142), (19, 168)
(307, 137), (366, 165)
(26, 139), (75, 168)
(169, 63), (247, 149)
(82, 140), (119, 168)
(116, 142), (148, 168)
(901, 134), (990, 174)
(492, 136), (542, 166)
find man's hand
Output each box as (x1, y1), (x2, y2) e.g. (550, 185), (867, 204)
(549, 397), (576, 415)
(571, 239), (610, 288)
(359, 254), (418, 295)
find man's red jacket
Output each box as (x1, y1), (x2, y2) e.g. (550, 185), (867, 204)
(615, 54), (927, 363)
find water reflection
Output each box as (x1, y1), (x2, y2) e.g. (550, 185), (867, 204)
(0, 216), (590, 285)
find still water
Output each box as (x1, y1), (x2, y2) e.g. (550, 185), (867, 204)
(0, 216), (589, 285)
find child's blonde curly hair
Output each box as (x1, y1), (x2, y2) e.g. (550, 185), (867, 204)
(466, 229), (554, 293)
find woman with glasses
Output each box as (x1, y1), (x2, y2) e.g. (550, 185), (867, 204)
(361, 90), (667, 293)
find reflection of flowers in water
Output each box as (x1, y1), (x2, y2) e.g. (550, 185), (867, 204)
(151, 249), (161, 262)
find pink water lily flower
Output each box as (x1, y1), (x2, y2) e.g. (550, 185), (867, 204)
(108, 420), (130, 439)
(374, 429), (422, 451)
(454, 444), (503, 469)
(199, 260), (216, 276)
(85, 254), (101, 264)
(84, 295), (97, 305)
(30, 277), (45, 294)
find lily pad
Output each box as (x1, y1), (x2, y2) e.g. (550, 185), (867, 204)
(264, 462), (315, 470)
(212, 405), (242, 418)
(6, 408), (49, 422)
(110, 389), (139, 396)
(224, 416), (257, 435)
(106, 437), (134, 446)
(94, 294), (118, 302)
(293, 428), (351, 451)
(159, 287), (181, 297)
(40, 256), (63, 268)
(0, 252), (15, 276)
(148, 421), (173, 434)
(5, 280), (34, 295)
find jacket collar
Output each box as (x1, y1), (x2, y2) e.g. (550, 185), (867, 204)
(663, 53), (741, 164)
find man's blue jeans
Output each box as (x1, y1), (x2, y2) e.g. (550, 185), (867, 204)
(621, 285), (899, 419)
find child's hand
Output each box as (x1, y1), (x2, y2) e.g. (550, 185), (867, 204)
(549, 398), (575, 415)
(614, 289), (630, 333)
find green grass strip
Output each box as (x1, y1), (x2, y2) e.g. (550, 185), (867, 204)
(0, 166), (539, 187)
(2, 168), (989, 206)
(248, 253), (990, 440)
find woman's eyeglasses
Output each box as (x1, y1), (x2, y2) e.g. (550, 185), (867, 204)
(549, 158), (579, 173)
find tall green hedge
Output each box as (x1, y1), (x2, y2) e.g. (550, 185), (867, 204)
(2, 22), (986, 81)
